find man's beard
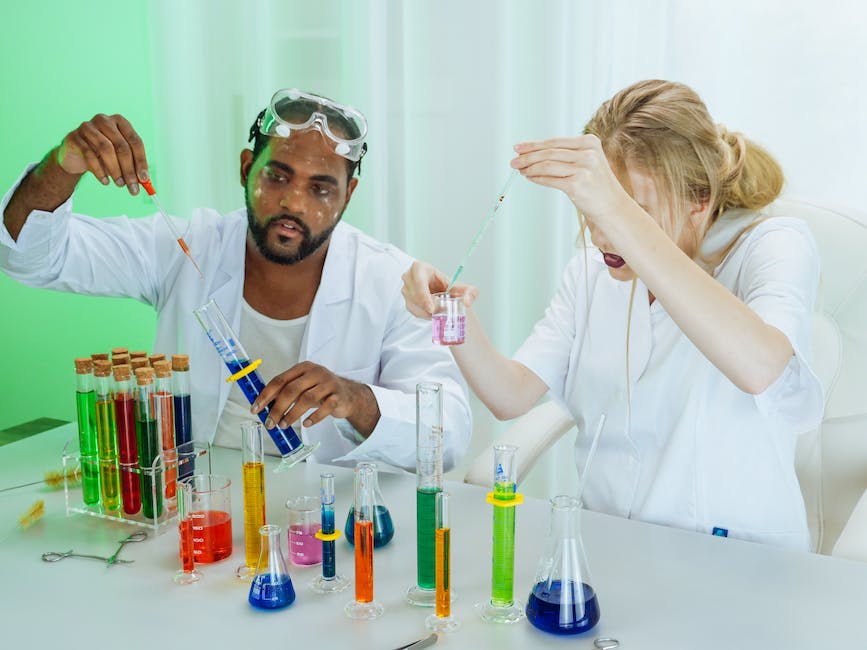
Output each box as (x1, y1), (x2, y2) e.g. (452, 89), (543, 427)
(246, 193), (341, 266)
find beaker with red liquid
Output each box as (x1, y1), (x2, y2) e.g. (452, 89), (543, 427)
(186, 474), (233, 563)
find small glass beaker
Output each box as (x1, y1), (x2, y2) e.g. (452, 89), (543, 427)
(186, 474), (233, 563)
(344, 462), (394, 548)
(249, 524), (295, 610)
(525, 496), (600, 635)
(286, 496), (323, 566)
(431, 292), (465, 345)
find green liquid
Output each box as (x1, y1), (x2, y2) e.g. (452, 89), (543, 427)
(491, 482), (516, 607)
(95, 400), (120, 509)
(136, 417), (163, 519)
(416, 486), (440, 589)
(75, 390), (100, 505)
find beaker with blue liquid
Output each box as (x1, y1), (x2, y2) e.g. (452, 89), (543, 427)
(525, 496), (600, 635)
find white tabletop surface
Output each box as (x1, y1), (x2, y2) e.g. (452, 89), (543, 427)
(2, 423), (867, 649)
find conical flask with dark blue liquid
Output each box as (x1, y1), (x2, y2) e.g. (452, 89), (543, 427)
(525, 496), (600, 635)
(343, 462), (394, 548)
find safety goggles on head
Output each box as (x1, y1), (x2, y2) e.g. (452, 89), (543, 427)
(252, 88), (368, 163)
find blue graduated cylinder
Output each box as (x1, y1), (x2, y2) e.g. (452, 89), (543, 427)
(225, 358), (303, 454)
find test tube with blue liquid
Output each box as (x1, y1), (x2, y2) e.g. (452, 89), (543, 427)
(310, 473), (350, 593)
(194, 300), (319, 470)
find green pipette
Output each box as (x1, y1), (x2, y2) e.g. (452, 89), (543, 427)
(446, 170), (518, 292)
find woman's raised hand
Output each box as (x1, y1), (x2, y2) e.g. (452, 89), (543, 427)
(401, 261), (479, 319)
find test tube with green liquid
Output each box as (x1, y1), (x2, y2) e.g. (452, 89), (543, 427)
(476, 444), (525, 624)
(74, 358), (100, 505)
(405, 382), (444, 607)
(134, 367), (163, 520)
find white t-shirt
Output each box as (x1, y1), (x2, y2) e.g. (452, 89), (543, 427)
(513, 210), (823, 549)
(214, 300), (308, 455)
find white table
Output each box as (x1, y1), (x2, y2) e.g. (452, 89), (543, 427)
(2, 423), (866, 649)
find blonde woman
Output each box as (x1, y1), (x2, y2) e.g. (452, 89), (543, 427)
(402, 80), (822, 550)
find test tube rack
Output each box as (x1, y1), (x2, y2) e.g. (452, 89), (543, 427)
(61, 438), (211, 535)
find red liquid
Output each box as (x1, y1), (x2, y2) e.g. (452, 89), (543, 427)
(119, 463), (141, 515)
(190, 510), (233, 563)
(179, 518), (195, 572)
(115, 394), (141, 515)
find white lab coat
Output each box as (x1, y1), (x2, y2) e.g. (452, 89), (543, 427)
(514, 210), (823, 549)
(0, 166), (472, 472)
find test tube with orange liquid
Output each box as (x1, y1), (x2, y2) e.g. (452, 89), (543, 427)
(345, 462), (384, 620)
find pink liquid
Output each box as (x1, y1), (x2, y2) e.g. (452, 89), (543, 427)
(190, 510), (233, 563)
(288, 523), (323, 566)
(432, 313), (465, 345)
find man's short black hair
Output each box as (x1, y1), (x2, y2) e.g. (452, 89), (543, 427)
(247, 108), (365, 182)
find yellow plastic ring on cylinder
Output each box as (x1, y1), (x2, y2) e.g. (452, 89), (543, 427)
(225, 358), (262, 383)
(315, 530), (342, 541)
(485, 492), (524, 507)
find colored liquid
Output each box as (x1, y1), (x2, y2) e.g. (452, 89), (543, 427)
(526, 581), (600, 635)
(249, 574), (295, 610)
(242, 462), (266, 568)
(344, 505), (394, 548)
(322, 508), (336, 579)
(114, 394), (141, 514)
(435, 527), (451, 617)
(416, 487), (440, 590)
(288, 523), (323, 566)
(75, 390), (100, 505)
(190, 510), (233, 563)
(491, 482), (517, 607)
(154, 392), (177, 502)
(136, 416), (163, 520)
(179, 518), (195, 572)
(432, 313), (466, 345)
(354, 520), (374, 603)
(225, 359), (302, 455)
(173, 394), (195, 480)
(95, 400), (120, 509)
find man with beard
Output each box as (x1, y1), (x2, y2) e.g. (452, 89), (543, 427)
(0, 89), (471, 472)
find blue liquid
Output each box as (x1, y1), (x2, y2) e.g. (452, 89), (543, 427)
(526, 581), (600, 635)
(344, 505), (394, 548)
(322, 507), (336, 579)
(249, 574), (295, 610)
(225, 359), (303, 455)
(173, 394), (195, 480)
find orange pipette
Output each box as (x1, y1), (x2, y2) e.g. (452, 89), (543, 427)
(140, 179), (204, 279)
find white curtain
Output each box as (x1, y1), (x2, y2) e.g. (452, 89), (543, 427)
(146, 0), (867, 497)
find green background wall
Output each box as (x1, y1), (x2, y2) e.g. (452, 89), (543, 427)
(1, 2), (158, 430)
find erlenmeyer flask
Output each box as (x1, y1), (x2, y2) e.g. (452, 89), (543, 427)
(525, 496), (600, 635)
(344, 462), (394, 548)
(248, 524), (295, 610)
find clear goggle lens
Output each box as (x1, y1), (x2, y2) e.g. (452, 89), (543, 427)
(258, 88), (368, 162)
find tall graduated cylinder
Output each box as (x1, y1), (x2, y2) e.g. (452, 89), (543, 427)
(237, 422), (265, 579)
(406, 382), (444, 607)
(193, 300), (317, 468)
(345, 462), (384, 620)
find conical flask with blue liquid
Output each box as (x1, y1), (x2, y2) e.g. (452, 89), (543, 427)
(525, 496), (600, 635)
(343, 461), (394, 548)
(248, 524), (295, 610)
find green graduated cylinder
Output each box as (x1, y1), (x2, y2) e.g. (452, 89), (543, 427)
(491, 481), (517, 607)
(416, 486), (441, 590)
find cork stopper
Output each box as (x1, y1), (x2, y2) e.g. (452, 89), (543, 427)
(171, 354), (190, 371)
(153, 359), (172, 379)
(74, 357), (93, 374)
(111, 354), (130, 367)
(129, 351), (147, 359)
(93, 359), (113, 378)
(111, 347), (128, 357)
(131, 358), (149, 371)
(91, 353), (109, 361)
(134, 366), (155, 385)
(113, 364), (132, 381)
(148, 353), (166, 366)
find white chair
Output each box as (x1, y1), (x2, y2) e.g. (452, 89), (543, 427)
(464, 197), (867, 556)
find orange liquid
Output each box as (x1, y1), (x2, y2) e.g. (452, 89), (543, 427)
(155, 392), (176, 499)
(436, 527), (451, 617)
(354, 520), (374, 602)
(179, 518), (195, 572)
(190, 510), (233, 563)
